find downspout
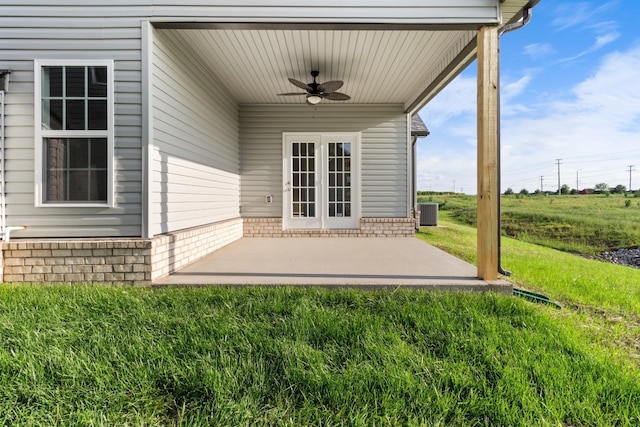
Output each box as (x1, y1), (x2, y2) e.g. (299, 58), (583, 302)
(0, 70), (26, 242)
(0, 70), (9, 241)
(496, 4), (533, 276)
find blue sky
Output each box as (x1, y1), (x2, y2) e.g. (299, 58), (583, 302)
(417, 0), (640, 194)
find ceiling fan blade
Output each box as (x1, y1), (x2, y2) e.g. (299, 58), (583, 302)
(323, 92), (350, 101)
(288, 78), (312, 91)
(278, 92), (308, 96)
(318, 80), (343, 93)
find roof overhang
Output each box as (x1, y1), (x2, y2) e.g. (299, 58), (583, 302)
(150, 0), (536, 113)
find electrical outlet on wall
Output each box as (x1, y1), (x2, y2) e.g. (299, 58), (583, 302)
(266, 195), (273, 203)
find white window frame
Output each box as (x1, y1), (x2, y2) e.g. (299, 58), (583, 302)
(34, 59), (115, 207)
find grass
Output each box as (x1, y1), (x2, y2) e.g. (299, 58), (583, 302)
(2, 194), (639, 424)
(417, 211), (640, 371)
(419, 193), (640, 254)
(1, 285), (639, 426)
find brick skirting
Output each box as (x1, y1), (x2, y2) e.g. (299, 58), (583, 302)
(243, 217), (416, 237)
(1, 217), (415, 284)
(1, 218), (243, 285)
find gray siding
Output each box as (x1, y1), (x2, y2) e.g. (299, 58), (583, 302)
(151, 30), (240, 235)
(240, 105), (408, 218)
(0, 0), (503, 238)
(0, 2), (148, 238)
(152, 1), (500, 24)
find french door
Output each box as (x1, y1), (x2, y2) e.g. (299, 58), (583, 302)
(283, 133), (359, 230)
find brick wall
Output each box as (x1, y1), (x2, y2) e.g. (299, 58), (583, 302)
(151, 218), (243, 280)
(1, 217), (414, 284)
(1, 218), (244, 285)
(2, 241), (152, 285)
(244, 217), (416, 237)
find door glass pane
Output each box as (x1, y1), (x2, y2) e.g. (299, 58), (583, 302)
(327, 142), (352, 218)
(291, 142), (316, 218)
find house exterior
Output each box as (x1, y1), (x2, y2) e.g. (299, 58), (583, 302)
(0, 1), (538, 284)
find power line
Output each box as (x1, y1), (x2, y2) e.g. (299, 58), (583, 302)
(555, 159), (562, 195)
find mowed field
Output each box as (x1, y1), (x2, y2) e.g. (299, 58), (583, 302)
(418, 193), (640, 254)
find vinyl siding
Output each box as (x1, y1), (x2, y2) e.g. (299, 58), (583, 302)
(240, 105), (407, 218)
(0, 0), (508, 239)
(150, 30), (240, 235)
(0, 2), (148, 238)
(151, 1), (500, 25)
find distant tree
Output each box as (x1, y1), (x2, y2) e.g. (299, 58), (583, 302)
(570, 188), (578, 195)
(519, 188), (529, 195)
(504, 188), (514, 195)
(560, 184), (571, 195)
(612, 184), (627, 194)
(534, 189), (542, 195)
(594, 183), (609, 193)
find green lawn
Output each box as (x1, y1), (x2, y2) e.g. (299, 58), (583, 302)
(417, 211), (640, 374)
(1, 285), (639, 426)
(419, 193), (640, 253)
(2, 194), (639, 425)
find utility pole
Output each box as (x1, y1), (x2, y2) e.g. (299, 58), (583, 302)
(576, 169), (581, 192)
(628, 165), (636, 191)
(555, 159), (562, 195)
(452, 179), (456, 193)
(540, 175), (544, 192)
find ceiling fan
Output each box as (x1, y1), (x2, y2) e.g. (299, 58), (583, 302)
(278, 70), (351, 105)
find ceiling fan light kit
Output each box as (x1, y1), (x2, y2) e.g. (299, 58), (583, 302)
(278, 70), (351, 105)
(306, 94), (322, 105)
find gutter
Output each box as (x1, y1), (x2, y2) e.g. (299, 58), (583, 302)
(496, 4), (533, 277)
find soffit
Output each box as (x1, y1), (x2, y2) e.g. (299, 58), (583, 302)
(165, 28), (474, 109)
(157, 0), (534, 109)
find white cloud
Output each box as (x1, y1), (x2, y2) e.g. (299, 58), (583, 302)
(556, 31), (620, 63)
(416, 45), (640, 193)
(551, 1), (618, 31)
(419, 75), (475, 128)
(523, 43), (555, 59)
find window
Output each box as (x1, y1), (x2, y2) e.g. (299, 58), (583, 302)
(35, 61), (113, 206)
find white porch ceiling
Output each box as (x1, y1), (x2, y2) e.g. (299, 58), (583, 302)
(165, 28), (475, 110)
(158, 0), (534, 111)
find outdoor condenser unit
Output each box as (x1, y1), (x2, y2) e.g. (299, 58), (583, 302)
(419, 203), (438, 226)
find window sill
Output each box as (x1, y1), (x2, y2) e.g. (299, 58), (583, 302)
(37, 202), (113, 208)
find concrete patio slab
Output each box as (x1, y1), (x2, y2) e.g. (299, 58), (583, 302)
(154, 237), (511, 293)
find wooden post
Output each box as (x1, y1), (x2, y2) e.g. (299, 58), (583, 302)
(477, 26), (499, 281)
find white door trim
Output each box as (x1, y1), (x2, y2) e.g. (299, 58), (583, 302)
(282, 132), (361, 230)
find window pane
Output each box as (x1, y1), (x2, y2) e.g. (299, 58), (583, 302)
(88, 67), (107, 97)
(68, 139), (88, 168)
(91, 139), (107, 168)
(66, 66), (85, 97)
(89, 171), (108, 201)
(46, 169), (67, 202)
(68, 170), (89, 201)
(46, 138), (66, 170)
(43, 67), (63, 97)
(88, 99), (107, 130)
(66, 99), (85, 130)
(43, 99), (63, 130)
(44, 137), (107, 203)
